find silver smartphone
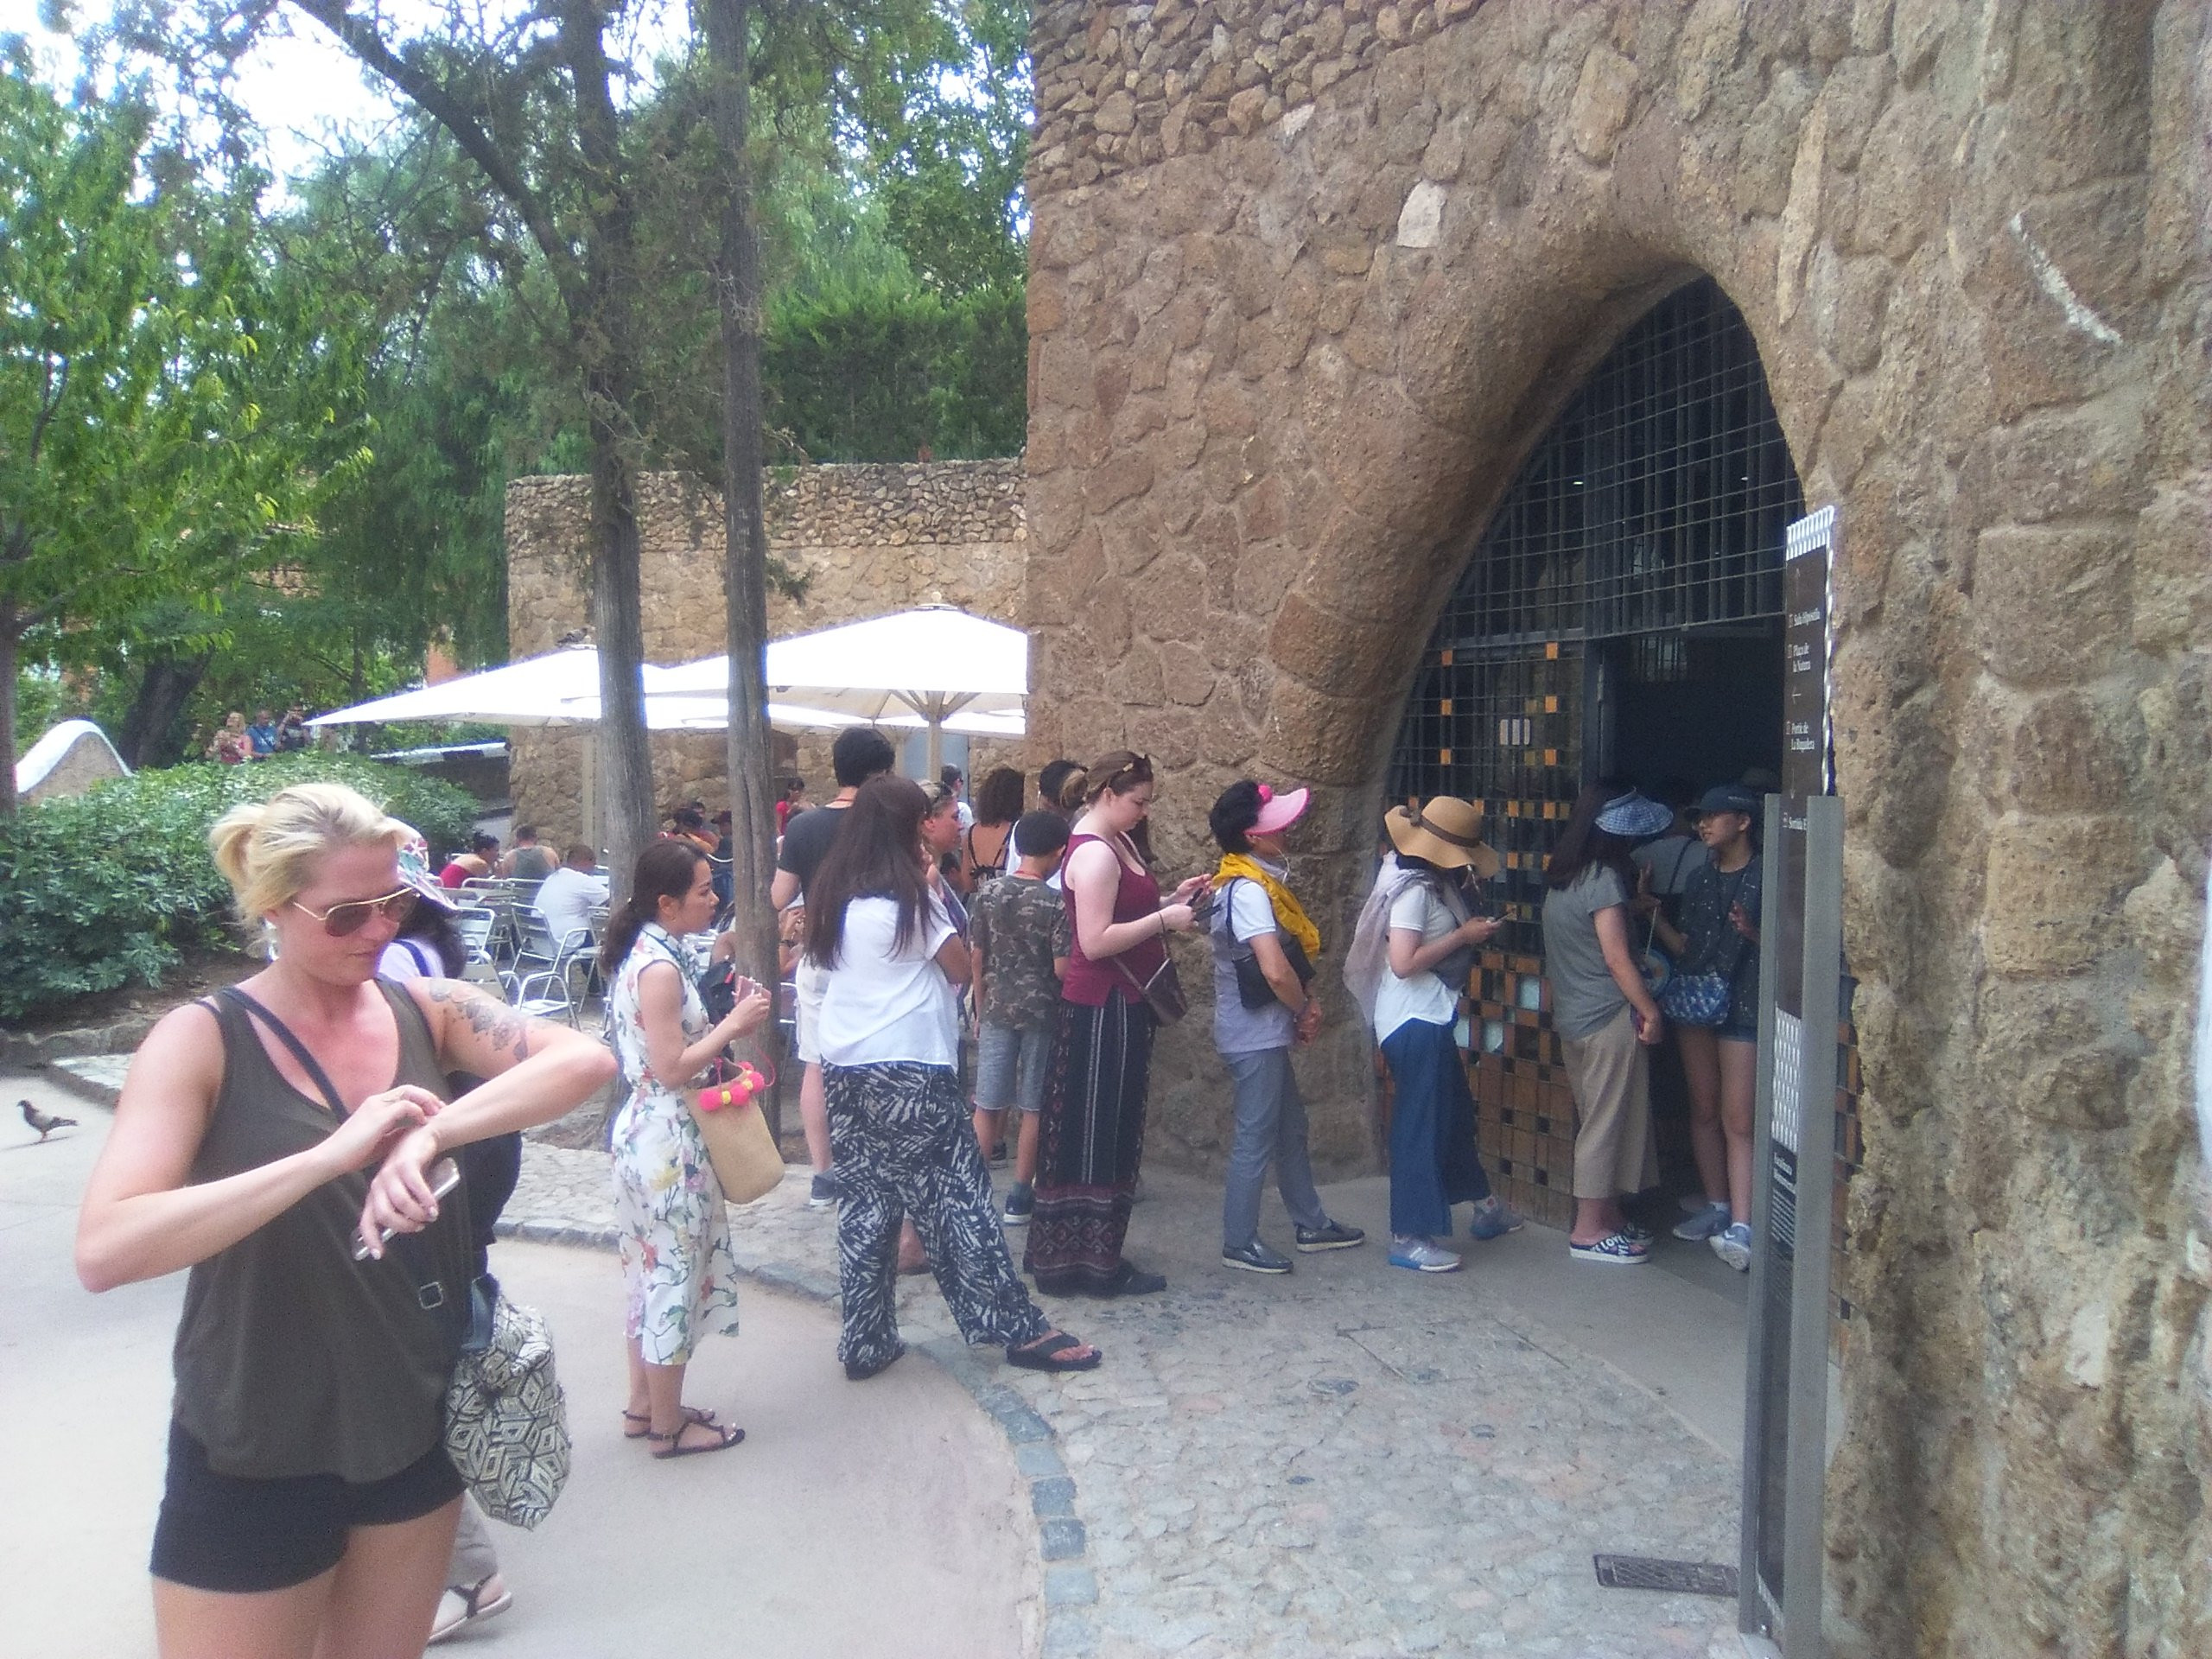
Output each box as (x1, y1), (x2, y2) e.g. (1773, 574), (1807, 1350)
(352, 1156), (461, 1261)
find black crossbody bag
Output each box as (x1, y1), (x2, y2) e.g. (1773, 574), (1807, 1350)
(1218, 879), (1316, 1010)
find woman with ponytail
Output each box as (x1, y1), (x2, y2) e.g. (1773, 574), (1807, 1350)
(75, 784), (613, 1658)
(602, 841), (772, 1458)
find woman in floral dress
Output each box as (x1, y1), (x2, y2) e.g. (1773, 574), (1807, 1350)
(601, 840), (772, 1458)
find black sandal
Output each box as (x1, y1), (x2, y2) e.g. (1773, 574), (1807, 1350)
(1007, 1331), (1103, 1372)
(623, 1404), (716, 1440)
(647, 1419), (746, 1459)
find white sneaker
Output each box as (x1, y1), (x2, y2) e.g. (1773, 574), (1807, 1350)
(1711, 1222), (1753, 1272)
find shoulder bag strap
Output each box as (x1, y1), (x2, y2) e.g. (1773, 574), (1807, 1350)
(216, 986), (349, 1119)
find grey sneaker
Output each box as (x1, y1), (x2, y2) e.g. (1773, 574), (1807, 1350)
(1002, 1182), (1034, 1224)
(808, 1171), (840, 1210)
(1222, 1239), (1294, 1274)
(1294, 1219), (1366, 1252)
(1672, 1200), (1732, 1241)
(1467, 1198), (1524, 1241)
(1388, 1236), (1463, 1273)
(1712, 1221), (1753, 1271)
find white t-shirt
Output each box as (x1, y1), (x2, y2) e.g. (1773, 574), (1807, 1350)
(1371, 880), (1462, 1042)
(377, 939), (441, 982)
(817, 894), (959, 1067)
(534, 865), (610, 947)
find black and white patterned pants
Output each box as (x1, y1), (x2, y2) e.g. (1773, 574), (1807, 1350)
(823, 1061), (1052, 1374)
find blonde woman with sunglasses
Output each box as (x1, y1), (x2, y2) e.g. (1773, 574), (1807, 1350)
(76, 783), (615, 1659)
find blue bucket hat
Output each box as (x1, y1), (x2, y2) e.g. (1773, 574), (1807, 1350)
(1594, 790), (1674, 839)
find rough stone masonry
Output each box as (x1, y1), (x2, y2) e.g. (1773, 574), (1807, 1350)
(505, 461), (1028, 838)
(1018, 0), (2211, 1653)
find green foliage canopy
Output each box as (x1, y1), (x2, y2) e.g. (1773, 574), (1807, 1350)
(0, 67), (372, 801)
(0, 751), (478, 1021)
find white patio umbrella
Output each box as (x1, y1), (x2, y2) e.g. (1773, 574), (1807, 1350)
(646, 606), (1029, 775)
(307, 647), (691, 729)
(310, 647), (696, 845)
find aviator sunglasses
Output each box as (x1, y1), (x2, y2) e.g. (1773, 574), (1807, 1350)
(291, 887), (420, 938)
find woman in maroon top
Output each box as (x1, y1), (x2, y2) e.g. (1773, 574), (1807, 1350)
(1024, 753), (1210, 1296)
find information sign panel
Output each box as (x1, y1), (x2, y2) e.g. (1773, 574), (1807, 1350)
(1738, 508), (1843, 1658)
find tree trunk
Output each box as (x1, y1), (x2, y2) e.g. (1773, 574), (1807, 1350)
(561, 0), (656, 903)
(0, 609), (19, 817)
(117, 651), (211, 769)
(707, 0), (780, 1017)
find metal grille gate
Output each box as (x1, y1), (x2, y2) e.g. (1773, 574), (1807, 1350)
(1388, 277), (1805, 1225)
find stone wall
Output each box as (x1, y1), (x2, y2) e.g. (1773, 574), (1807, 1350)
(505, 461), (1028, 842)
(1023, 0), (2210, 1652)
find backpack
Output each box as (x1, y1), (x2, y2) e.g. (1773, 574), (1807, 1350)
(1342, 857), (1477, 1028)
(1343, 857), (1420, 1029)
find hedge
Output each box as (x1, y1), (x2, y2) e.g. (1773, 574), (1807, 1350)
(0, 753), (480, 1024)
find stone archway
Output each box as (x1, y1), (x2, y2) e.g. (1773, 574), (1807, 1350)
(1382, 272), (1806, 1228)
(1021, 2), (2209, 1652)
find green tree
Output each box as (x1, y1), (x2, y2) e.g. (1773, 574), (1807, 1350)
(0, 68), (362, 810)
(869, 0), (1031, 297)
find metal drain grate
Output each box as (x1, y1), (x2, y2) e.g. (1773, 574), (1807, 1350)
(1592, 1554), (1739, 1599)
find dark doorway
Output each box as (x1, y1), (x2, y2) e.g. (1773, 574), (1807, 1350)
(1597, 626), (1786, 798)
(1389, 276), (1802, 1226)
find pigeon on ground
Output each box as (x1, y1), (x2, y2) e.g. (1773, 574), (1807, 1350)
(20, 1100), (77, 1141)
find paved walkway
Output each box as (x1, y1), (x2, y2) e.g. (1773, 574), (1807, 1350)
(509, 1135), (1749, 1659)
(35, 1058), (1750, 1656)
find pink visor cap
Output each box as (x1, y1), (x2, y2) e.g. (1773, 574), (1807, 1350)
(1250, 784), (1311, 836)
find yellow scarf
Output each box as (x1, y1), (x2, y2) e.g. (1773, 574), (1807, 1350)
(1214, 853), (1323, 960)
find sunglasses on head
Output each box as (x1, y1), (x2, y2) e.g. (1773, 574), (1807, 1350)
(291, 887), (420, 938)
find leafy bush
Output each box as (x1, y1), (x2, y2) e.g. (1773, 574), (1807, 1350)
(0, 753), (479, 1023)
(762, 276), (1027, 462)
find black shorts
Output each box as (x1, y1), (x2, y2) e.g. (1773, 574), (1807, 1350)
(150, 1421), (463, 1593)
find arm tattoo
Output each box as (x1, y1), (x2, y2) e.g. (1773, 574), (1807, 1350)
(424, 981), (556, 1065)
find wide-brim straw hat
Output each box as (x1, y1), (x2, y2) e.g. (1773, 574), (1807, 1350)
(1385, 797), (1501, 879)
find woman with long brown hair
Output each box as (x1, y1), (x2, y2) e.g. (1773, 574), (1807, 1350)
(805, 776), (1098, 1378)
(960, 766), (1027, 891)
(601, 840), (773, 1456)
(1024, 753), (1210, 1298)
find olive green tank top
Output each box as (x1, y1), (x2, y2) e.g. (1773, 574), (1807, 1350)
(170, 982), (473, 1482)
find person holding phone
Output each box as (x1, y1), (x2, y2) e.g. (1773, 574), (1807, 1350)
(1025, 753), (1210, 1298)
(74, 783), (615, 1659)
(600, 842), (774, 1459)
(1541, 785), (1673, 1265)
(1372, 796), (1519, 1273)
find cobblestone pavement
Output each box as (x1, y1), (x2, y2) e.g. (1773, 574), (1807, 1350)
(509, 1141), (1744, 1659)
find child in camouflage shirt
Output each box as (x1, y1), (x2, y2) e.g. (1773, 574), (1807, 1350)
(969, 811), (1074, 1223)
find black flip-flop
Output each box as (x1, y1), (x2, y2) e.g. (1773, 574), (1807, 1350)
(623, 1404), (716, 1440)
(647, 1421), (746, 1459)
(1007, 1331), (1103, 1372)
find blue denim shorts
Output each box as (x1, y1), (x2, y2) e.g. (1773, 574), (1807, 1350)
(973, 1020), (1052, 1113)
